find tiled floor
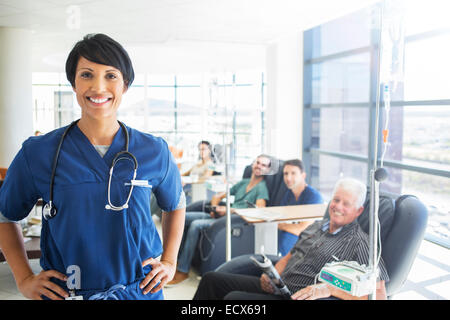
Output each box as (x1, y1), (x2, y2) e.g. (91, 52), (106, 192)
(1, 223), (448, 300)
(390, 239), (450, 300)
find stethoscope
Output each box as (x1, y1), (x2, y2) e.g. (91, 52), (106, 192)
(42, 119), (138, 220)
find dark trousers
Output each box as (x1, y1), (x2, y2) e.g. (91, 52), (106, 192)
(193, 271), (286, 300)
(186, 200), (210, 212)
(186, 200), (227, 213)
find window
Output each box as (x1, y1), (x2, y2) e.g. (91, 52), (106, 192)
(303, 1), (450, 248)
(32, 70), (266, 179)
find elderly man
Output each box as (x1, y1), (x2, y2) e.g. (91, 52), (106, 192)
(168, 155), (271, 285)
(193, 178), (389, 300)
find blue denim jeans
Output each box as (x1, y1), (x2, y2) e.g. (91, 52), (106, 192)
(177, 211), (215, 273)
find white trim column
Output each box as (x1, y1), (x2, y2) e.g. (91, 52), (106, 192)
(0, 27), (33, 168)
(265, 31), (304, 160)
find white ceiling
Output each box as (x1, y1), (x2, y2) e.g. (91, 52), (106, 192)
(0, 0), (379, 73)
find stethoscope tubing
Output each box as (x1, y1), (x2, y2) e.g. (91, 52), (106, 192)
(43, 119), (138, 219)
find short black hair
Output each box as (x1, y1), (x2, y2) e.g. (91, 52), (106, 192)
(65, 33), (135, 88)
(283, 159), (304, 172)
(198, 140), (211, 148)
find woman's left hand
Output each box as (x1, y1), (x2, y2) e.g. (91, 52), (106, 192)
(139, 258), (176, 294)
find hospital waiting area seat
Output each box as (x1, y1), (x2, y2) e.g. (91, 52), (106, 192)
(191, 158), (289, 275)
(215, 190), (429, 299)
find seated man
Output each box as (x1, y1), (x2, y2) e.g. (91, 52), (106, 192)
(193, 178), (389, 300)
(167, 154), (271, 285)
(278, 159), (323, 255)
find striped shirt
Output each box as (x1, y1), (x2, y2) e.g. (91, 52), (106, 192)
(281, 219), (390, 293)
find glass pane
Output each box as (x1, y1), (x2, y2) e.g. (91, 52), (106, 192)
(176, 86), (203, 109)
(30, 70), (265, 183)
(213, 72), (234, 85)
(146, 109), (175, 135)
(312, 154), (368, 201)
(235, 84), (261, 110)
(404, 34), (450, 101)
(121, 86), (145, 109)
(234, 70), (263, 85)
(177, 110), (202, 134)
(216, 84), (234, 110)
(132, 74), (145, 86)
(32, 84), (76, 134)
(380, 167), (449, 246)
(313, 107), (369, 156)
(33, 72), (64, 85)
(147, 74), (175, 86)
(381, 105), (450, 167)
(307, 6), (373, 59)
(311, 52), (371, 104)
(146, 86), (175, 134)
(119, 87), (146, 131)
(176, 73), (203, 86)
(404, 0), (450, 36)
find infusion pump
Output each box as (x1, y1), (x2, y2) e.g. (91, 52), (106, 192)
(318, 261), (377, 297)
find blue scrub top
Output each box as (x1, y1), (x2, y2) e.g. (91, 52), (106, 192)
(278, 185), (324, 256)
(0, 123), (182, 297)
(280, 185), (323, 207)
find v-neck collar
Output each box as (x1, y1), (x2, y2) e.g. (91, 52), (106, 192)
(68, 123), (127, 179)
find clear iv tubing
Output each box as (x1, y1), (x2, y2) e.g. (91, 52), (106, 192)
(380, 84), (391, 168)
(375, 84), (391, 269)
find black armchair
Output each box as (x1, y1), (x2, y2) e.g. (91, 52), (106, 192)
(382, 194), (428, 297)
(326, 191), (428, 297)
(214, 191), (428, 299)
(191, 158), (288, 275)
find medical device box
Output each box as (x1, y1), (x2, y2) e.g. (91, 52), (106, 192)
(318, 261), (376, 297)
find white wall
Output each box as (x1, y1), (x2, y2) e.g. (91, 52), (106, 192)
(265, 31), (304, 161)
(0, 28), (33, 168)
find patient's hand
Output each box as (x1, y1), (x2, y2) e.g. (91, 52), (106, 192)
(291, 284), (331, 300)
(212, 206), (235, 218)
(215, 206), (226, 216)
(260, 274), (274, 294)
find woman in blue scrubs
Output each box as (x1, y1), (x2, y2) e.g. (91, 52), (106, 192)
(0, 34), (185, 300)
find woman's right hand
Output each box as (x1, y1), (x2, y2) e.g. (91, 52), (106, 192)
(18, 270), (69, 300)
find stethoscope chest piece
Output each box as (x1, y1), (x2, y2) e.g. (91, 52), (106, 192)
(43, 201), (57, 220)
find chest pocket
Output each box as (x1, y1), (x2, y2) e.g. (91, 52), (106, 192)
(110, 160), (154, 229)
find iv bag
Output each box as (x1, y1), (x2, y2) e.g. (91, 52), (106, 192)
(379, 0), (406, 89)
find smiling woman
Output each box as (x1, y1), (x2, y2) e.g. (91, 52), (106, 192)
(0, 33), (186, 300)
(65, 33), (134, 145)
(74, 57), (127, 139)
